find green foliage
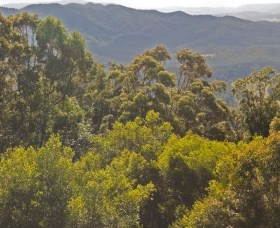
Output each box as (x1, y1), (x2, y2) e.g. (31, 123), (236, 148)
(92, 110), (173, 165)
(156, 133), (234, 225)
(269, 117), (280, 133)
(0, 135), (74, 227)
(69, 162), (155, 227)
(0, 13), (97, 153)
(176, 48), (212, 92)
(173, 134), (280, 227)
(142, 45), (171, 64)
(82, 45), (233, 140)
(175, 79), (231, 140)
(0, 136), (155, 227)
(232, 67), (279, 137)
(1, 12), (280, 228)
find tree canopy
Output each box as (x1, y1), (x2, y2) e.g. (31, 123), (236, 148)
(1, 12), (280, 228)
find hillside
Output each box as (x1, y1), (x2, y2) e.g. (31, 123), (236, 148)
(0, 6), (18, 15)
(1, 3), (280, 80)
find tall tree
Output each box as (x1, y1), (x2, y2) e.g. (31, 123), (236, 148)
(232, 67), (279, 137)
(0, 13), (96, 152)
(176, 48), (212, 93)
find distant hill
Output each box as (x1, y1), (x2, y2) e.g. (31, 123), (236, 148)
(157, 4), (280, 22)
(157, 3), (280, 16)
(237, 3), (280, 13)
(0, 0), (88, 9)
(1, 3), (280, 80)
(0, 6), (18, 15)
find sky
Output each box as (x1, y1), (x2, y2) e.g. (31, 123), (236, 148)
(1, 0), (280, 8)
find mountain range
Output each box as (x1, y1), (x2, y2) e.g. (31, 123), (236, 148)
(0, 0), (88, 9)
(158, 4), (280, 22)
(1, 2), (280, 80)
(2, 1), (280, 21)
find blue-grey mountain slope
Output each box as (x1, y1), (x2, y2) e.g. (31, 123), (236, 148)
(1, 2), (280, 80)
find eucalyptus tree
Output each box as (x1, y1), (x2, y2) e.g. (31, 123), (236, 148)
(0, 13), (96, 152)
(176, 48), (212, 93)
(232, 67), (279, 137)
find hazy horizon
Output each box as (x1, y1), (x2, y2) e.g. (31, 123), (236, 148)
(1, 0), (280, 9)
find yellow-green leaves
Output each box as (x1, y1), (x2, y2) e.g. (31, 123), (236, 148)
(92, 111), (173, 164)
(173, 133), (280, 227)
(176, 48), (212, 92)
(0, 135), (156, 227)
(0, 136), (74, 227)
(232, 67), (279, 137)
(36, 16), (67, 51)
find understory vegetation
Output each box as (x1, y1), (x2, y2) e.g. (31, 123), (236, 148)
(0, 12), (279, 227)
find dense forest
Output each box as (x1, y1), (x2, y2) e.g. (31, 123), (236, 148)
(0, 12), (280, 227)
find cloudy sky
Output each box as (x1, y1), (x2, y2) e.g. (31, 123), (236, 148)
(1, 0), (280, 8)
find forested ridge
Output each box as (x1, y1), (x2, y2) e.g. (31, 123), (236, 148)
(2, 2), (280, 81)
(0, 12), (280, 227)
